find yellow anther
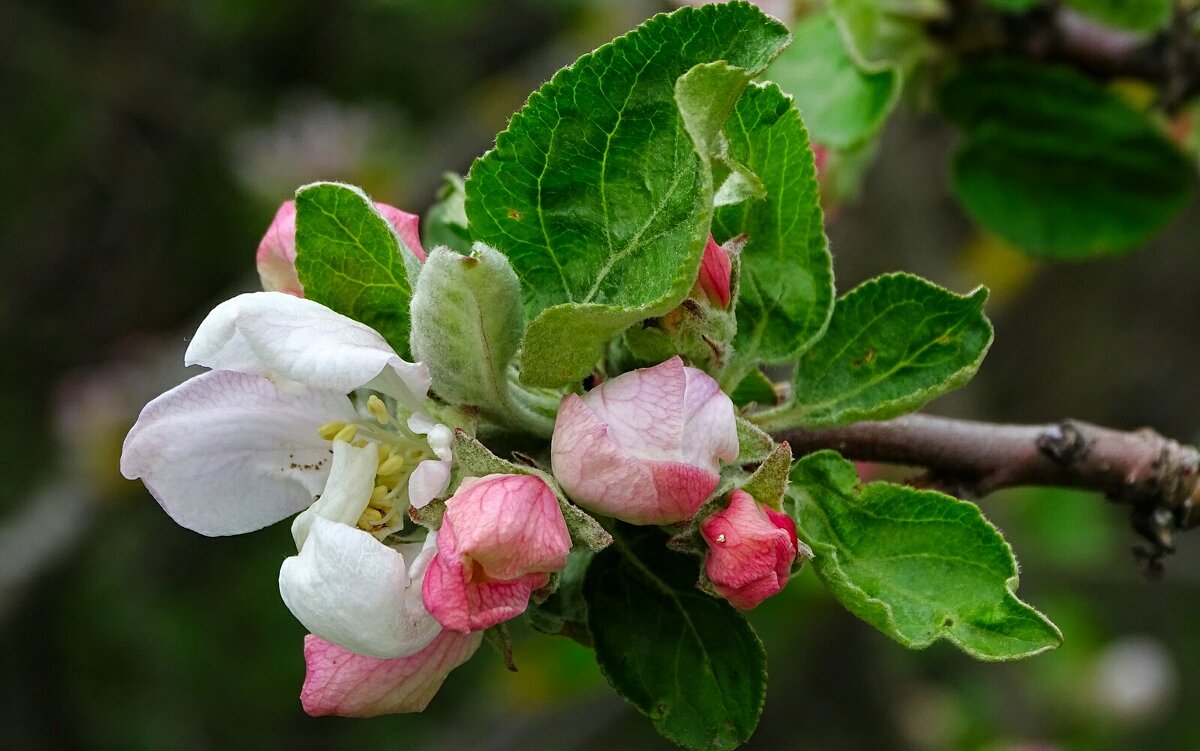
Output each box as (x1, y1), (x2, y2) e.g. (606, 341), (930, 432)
(352, 439), (368, 449)
(334, 424), (359, 443)
(370, 485), (389, 505)
(318, 421), (347, 441)
(377, 443), (395, 461)
(377, 455), (405, 477)
(367, 394), (391, 424)
(361, 507), (384, 525)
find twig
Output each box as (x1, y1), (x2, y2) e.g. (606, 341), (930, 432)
(772, 414), (1200, 572)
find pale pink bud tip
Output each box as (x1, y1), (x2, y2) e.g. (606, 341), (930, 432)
(701, 489), (799, 610)
(551, 356), (738, 525)
(256, 201), (302, 296)
(255, 200), (427, 297)
(422, 474), (571, 633)
(694, 234), (732, 308)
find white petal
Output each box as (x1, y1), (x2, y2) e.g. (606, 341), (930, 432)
(292, 441), (378, 550)
(121, 370), (355, 536)
(279, 518), (441, 659)
(408, 457), (451, 509)
(185, 292), (431, 411)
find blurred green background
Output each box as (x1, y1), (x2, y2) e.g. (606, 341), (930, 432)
(3, 1), (1200, 749)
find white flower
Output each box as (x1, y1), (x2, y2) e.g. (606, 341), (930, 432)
(121, 291), (454, 657)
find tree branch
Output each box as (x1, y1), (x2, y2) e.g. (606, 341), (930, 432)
(772, 414), (1200, 570)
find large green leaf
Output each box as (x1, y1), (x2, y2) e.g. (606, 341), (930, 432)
(465, 2), (790, 387)
(585, 524), (767, 751)
(757, 273), (991, 430)
(943, 59), (1195, 259)
(713, 82), (833, 377)
(765, 11), (900, 149)
(294, 182), (416, 357)
(1064, 0), (1170, 33)
(789, 451), (1062, 660)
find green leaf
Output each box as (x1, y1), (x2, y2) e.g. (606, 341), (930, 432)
(527, 549), (594, 646)
(758, 273), (992, 430)
(943, 59), (1195, 259)
(789, 451), (1062, 660)
(422, 172), (472, 254)
(713, 82), (834, 376)
(828, 0), (939, 72)
(294, 182), (416, 357)
(1063, 0), (1170, 33)
(585, 524), (766, 750)
(766, 11), (900, 149)
(465, 2), (790, 387)
(730, 368), (780, 407)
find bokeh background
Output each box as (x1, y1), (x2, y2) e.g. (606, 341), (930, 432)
(3, 0), (1200, 749)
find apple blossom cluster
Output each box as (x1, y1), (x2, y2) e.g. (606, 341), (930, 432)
(120, 198), (808, 717)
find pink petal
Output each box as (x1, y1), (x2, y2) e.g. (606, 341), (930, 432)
(701, 490), (798, 610)
(421, 476), (569, 632)
(373, 203), (427, 262)
(422, 546), (548, 633)
(551, 359), (737, 525)
(301, 629), (482, 717)
(583, 357), (688, 457)
(680, 365), (739, 469)
(256, 201), (304, 296)
(445, 474), (570, 579)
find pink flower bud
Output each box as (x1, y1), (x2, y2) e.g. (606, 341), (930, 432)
(693, 235), (732, 308)
(551, 356), (738, 525)
(422, 474), (571, 633)
(256, 200), (427, 296)
(700, 489), (803, 610)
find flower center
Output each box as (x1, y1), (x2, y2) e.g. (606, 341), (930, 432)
(318, 394), (435, 539)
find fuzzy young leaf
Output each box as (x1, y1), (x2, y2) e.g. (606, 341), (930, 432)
(586, 524), (766, 750)
(294, 183), (417, 357)
(766, 11), (900, 149)
(789, 451), (1062, 660)
(714, 82), (834, 374)
(943, 60), (1195, 259)
(759, 273), (991, 430)
(465, 2), (789, 387)
(410, 244), (544, 433)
